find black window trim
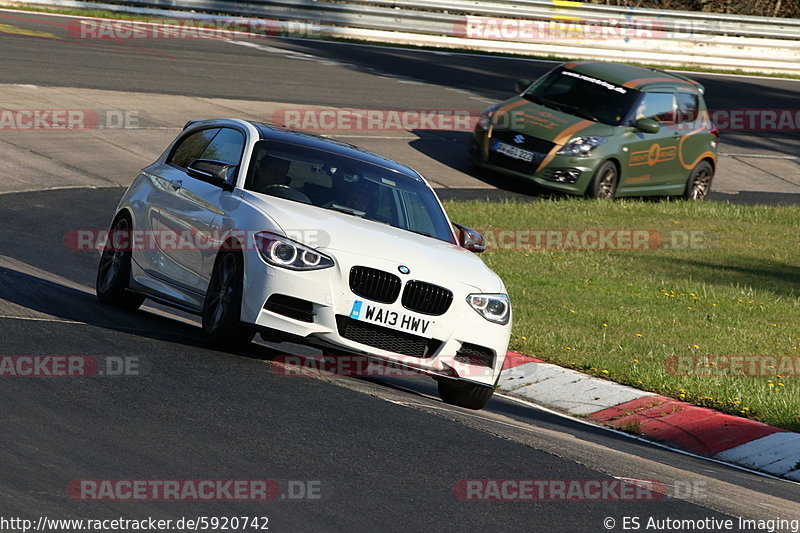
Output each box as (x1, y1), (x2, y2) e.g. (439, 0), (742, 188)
(166, 124), (248, 176)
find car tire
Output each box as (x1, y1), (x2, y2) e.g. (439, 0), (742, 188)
(683, 161), (713, 201)
(96, 214), (145, 310)
(587, 161), (618, 200)
(438, 379), (495, 410)
(202, 251), (255, 349)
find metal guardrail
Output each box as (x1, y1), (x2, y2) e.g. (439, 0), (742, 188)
(10, 0), (800, 72)
(85, 0), (800, 39)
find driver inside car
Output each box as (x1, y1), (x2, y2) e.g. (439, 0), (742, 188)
(253, 155), (292, 192)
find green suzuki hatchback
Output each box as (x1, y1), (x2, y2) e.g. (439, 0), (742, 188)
(470, 61), (719, 200)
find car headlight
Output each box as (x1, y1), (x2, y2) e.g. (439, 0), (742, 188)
(467, 293), (510, 325)
(556, 136), (607, 156)
(478, 105), (498, 129)
(254, 232), (334, 270)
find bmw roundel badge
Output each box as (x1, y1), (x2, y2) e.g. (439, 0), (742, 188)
(398, 265), (410, 275)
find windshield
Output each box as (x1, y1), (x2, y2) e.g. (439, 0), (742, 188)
(524, 67), (640, 126)
(245, 140), (455, 244)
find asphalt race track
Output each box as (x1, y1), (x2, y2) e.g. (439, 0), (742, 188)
(1, 10), (799, 532)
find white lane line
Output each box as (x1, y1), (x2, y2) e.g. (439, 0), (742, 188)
(227, 40), (344, 66)
(721, 153), (799, 159)
(0, 184), (110, 197)
(322, 135), (415, 139)
(0, 315), (84, 324)
(671, 68), (800, 84)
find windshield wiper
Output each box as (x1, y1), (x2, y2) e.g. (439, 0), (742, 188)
(324, 205), (394, 227)
(404, 228), (435, 239)
(528, 96), (601, 122)
(324, 205), (365, 218)
(524, 93), (547, 105)
(555, 103), (600, 122)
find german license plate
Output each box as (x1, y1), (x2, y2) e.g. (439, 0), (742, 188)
(493, 140), (534, 162)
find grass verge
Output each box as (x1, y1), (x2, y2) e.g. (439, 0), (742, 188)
(444, 198), (800, 432)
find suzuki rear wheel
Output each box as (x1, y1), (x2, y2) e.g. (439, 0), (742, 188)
(684, 161), (713, 200)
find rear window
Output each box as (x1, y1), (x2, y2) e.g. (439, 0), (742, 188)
(676, 93), (700, 124)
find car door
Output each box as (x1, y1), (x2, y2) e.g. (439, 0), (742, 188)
(135, 127), (219, 292)
(619, 92), (684, 193)
(673, 92), (707, 186)
(150, 127), (246, 296)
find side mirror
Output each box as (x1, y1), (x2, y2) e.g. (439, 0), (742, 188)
(634, 117), (660, 134)
(515, 79), (532, 94)
(454, 223), (485, 253)
(187, 159), (237, 191)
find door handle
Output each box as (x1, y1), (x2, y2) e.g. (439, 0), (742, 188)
(171, 179), (183, 190)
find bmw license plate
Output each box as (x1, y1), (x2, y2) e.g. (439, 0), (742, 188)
(350, 300), (434, 338)
(493, 140), (534, 162)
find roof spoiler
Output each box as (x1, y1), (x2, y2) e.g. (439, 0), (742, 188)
(183, 120), (200, 130)
(650, 67), (705, 94)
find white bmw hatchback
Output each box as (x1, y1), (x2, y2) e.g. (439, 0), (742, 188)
(97, 119), (511, 409)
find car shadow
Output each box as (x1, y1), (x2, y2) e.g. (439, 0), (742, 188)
(0, 265), (296, 361)
(628, 256), (800, 299)
(408, 129), (572, 202)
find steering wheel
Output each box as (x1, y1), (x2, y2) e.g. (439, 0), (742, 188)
(260, 184), (313, 205)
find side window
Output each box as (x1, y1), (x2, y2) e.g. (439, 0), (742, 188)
(676, 93), (699, 124)
(168, 128), (219, 168)
(200, 128), (245, 165)
(635, 93), (675, 123)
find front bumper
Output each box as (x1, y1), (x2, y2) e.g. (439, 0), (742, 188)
(240, 247), (511, 387)
(469, 128), (603, 196)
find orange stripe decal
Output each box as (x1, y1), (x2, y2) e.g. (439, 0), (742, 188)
(484, 99), (528, 158)
(678, 120), (717, 170)
(536, 120), (594, 172)
(622, 77), (698, 90)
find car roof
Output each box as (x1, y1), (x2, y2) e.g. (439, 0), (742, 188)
(183, 119), (425, 182)
(250, 121), (425, 181)
(563, 61), (704, 94)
